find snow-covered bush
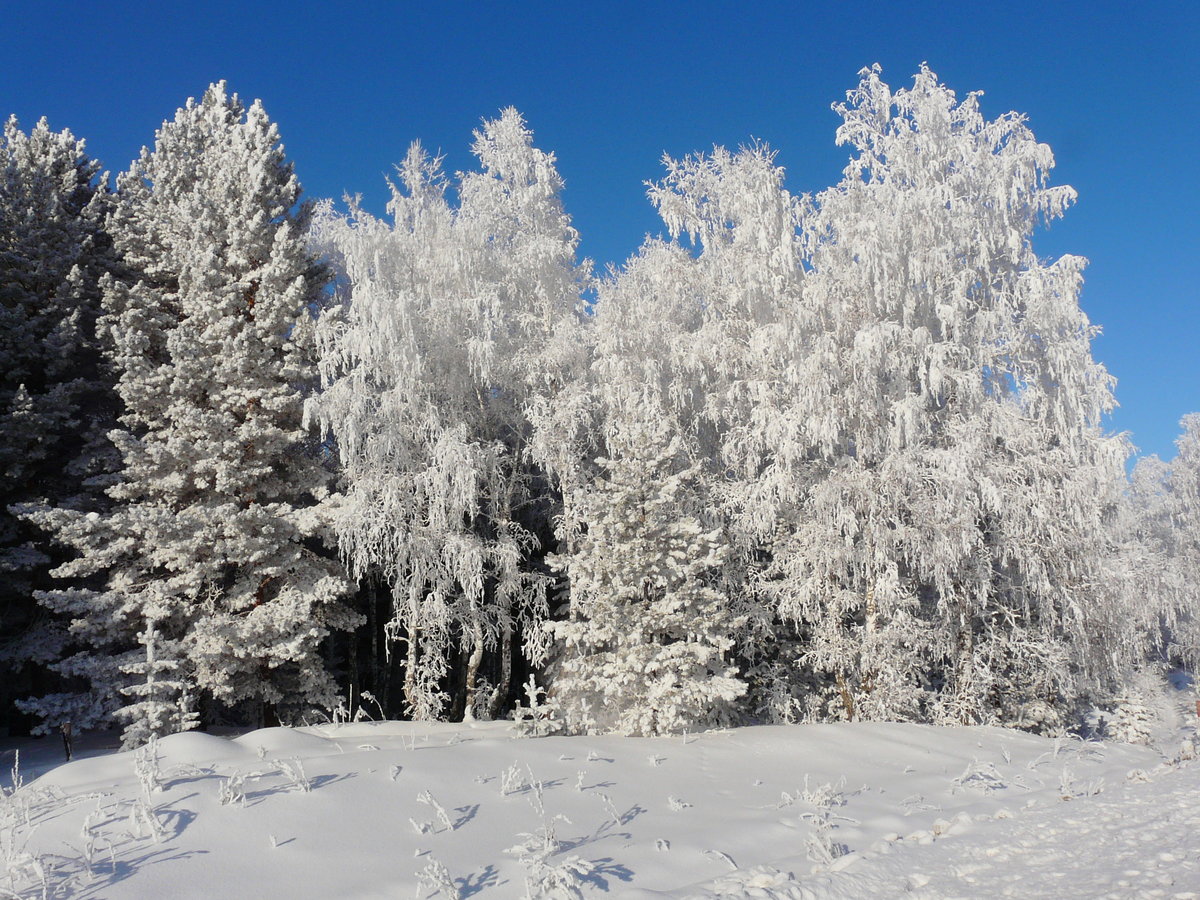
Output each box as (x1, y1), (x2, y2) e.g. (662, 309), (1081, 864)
(1107, 668), (1173, 745)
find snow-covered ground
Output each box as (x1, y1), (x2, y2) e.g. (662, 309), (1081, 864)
(2, 700), (1197, 899)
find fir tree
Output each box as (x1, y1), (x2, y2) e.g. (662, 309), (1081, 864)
(21, 83), (356, 745)
(0, 115), (115, 731)
(549, 423), (746, 736)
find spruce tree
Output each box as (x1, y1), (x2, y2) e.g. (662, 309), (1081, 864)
(22, 83), (356, 745)
(0, 116), (115, 732)
(549, 423), (746, 736)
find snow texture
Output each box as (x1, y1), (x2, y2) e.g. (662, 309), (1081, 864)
(1, 692), (1196, 899)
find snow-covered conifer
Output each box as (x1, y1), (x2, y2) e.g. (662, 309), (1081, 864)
(22, 84), (355, 744)
(549, 422), (746, 735)
(633, 143), (813, 721)
(0, 116), (115, 727)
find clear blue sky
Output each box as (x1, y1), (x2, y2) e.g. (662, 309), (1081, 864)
(3, 1), (1196, 461)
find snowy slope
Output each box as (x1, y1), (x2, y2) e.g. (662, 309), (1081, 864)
(1, 713), (1197, 899)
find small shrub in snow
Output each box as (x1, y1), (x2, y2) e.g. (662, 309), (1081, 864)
(416, 791), (454, 832)
(126, 799), (164, 843)
(1108, 669), (1171, 745)
(1057, 767), (1076, 800)
(505, 822), (595, 900)
(414, 855), (459, 899)
(218, 773), (246, 807)
(804, 806), (848, 868)
(595, 792), (620, 827)
(278, 758), (311, 794)
(499, 763), (525, 796)
(132, 736), (162, 798)
(801, 776), (845, 808)
(797, 778), (854, 869)
(512, 679), (558, 738)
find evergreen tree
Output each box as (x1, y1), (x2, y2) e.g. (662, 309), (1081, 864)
(634, 143), (812, 722)
(549, 423), (746, 735)
(21, 83), (356, 745)
(0, 115), (115, 731)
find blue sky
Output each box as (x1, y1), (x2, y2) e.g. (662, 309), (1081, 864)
(3, 1), (1196, 461)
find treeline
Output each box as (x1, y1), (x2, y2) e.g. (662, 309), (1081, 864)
(0, 67), (1194, 747)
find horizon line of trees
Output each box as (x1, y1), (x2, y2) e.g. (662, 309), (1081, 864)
(1, 66), (1195, 748)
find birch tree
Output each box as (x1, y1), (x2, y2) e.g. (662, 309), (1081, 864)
(770, 65), (1127, 726)
(310, 109), (586, 720)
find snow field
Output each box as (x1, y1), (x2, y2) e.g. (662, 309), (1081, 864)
(3, 719), (1195, 899)
(816, 761), (1200, 899)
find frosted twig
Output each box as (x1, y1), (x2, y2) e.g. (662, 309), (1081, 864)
(278, 758), (311, 793)
(416, 791), (454, 831)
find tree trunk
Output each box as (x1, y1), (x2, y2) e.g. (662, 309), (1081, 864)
(490, 619), (513, 720)
(836, 671), (856, 721)
(404, 627), (419, 719)
(463, 621), (485, 721)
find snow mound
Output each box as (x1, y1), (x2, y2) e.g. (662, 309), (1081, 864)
(232, 726), (343, 757)
(154, 730), (260, 765)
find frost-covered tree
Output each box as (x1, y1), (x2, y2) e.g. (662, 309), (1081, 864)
(549, 422), (745, 735)
(765, 65), (1127, 726)
(585, 66), (1131, 729)
(0, 116), (115, 729)
(544, 144), (807, 730)
(310, 109), (586, 720)
(1120, 417), (1200, 668)
(1161, 417), (1200, 663)
(630, 143), (813, 721)
(21, 83), (356, 745)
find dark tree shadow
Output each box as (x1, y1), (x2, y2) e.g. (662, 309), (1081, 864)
(453, 803), (480, 829)
(456, 864), (502, 897)
(579, 858), (634, 891)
